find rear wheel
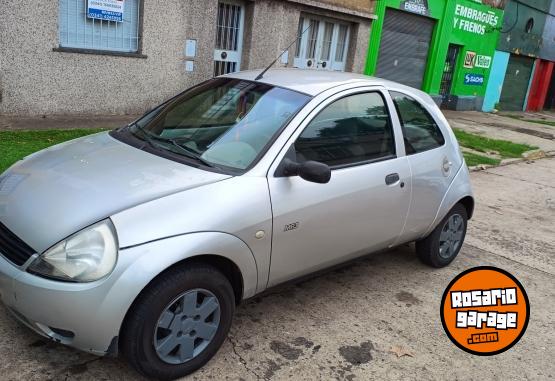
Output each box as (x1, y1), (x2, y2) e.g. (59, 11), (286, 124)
(121, 264), (235, 380)
(416, 203), (468, 268)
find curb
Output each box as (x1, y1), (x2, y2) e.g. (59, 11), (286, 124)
(468, 149), (555, 172)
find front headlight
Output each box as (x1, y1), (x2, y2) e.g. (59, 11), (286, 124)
(28, 219), (118, 282)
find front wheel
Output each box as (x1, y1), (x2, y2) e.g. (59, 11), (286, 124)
(416, 203), (468, 268)
(120, 264), (235, 380)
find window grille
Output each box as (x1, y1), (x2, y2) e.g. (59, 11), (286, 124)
(335, 25), (348, 62)
(215, 3), (241, 51)
(214, 61), (238, 77)
(321, 22), (334, 61)
(59, 0), (141, 53)
(295, 17), (304, 58)
(306, 19), (320, 59)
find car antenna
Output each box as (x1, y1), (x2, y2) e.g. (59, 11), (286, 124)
(254, 24), (311, 81)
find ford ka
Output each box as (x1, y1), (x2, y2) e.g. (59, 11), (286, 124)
(0, 69), (473, 380)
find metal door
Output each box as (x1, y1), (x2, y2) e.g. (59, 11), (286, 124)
(439, 44), (461, 108)
(266, 89), (411, 287)
(214, 1), (244, 76)
(376, 9), (435, 89)
(527, 60), (552, 112)
(544, 70), (555, 110)
(499, 54), (535, 111)
(293, 17), (350, 71)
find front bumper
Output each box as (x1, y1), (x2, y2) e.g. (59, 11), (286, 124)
(0, 231), (253, 356)
(0, 244), (152, 356)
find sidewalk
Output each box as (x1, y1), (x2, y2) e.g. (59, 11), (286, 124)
(498, 109), (555, 123)
(443, 110), (555, 156)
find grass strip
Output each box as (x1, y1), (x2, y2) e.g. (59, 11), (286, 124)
(0, 129), (105, 173)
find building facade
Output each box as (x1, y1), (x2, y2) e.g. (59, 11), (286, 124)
(365, 0), (505, 111)
(0, 0), (375, 116)
(483, 0), (555, 112)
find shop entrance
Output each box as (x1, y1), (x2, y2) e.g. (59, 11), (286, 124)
(499, 54), (535, 111)
(527, 60), (554, 111)
(375, 9), (435, 90)
(439, 44), (461, 108)
(544, 71), (555, 110)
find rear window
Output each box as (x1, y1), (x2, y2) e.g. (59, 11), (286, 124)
(390, 91), (445, 154)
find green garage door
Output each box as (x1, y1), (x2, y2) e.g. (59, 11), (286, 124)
(499, 55), (535, 111)
(375, 9), (435, 90)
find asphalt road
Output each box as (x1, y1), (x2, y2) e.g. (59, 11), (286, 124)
(0, 158), (553, 381)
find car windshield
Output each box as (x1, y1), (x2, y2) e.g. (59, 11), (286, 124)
(128, 78), (310, 171)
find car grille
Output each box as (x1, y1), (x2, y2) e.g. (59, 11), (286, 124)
(0, 222), (36, 266)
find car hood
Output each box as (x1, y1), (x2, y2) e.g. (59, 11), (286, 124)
(0, 132), (230, 253)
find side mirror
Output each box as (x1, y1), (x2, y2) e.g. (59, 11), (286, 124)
(282, 159), (331, 184)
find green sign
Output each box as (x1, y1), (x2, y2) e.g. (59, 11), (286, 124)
(364, 0), (504, 99)
(449, 0), (503, 96)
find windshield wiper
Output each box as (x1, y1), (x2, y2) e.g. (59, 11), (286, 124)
(130, 123), (216, 168)
(129, 123), (161, 151)
(165, 140), (216, 168)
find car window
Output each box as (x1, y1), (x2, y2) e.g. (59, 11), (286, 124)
(293, 92), (395, 168)
(390, 91), (445, 154)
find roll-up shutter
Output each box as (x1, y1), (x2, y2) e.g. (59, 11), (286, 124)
(499, 55), (535, 111)
(375, 9), (435, 90)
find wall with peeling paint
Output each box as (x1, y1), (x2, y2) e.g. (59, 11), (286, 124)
(497, 0), (549, 58)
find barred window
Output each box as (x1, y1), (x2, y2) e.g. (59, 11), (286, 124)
(59, 0), (141, 53)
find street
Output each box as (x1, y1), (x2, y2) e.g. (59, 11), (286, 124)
(0, 157), (553, 380)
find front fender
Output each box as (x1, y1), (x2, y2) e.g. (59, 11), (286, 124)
(95, 232), (258, 344)
(422, 164), (474, 238)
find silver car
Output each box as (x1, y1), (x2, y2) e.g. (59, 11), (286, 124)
(0, 69), (473, 379)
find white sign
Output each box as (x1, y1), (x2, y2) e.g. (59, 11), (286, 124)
(280, 50), (289, 64)
(87, 0), (125, 22)
(185, 61), (194, 72)
(185, 40), (197, 57)
(464, 51), (477, 68)
(401, 0), (429, 16)
(475, 55), (492, 68)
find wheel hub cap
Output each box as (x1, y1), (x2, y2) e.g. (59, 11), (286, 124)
(439, 214), (464, 259)
(154, 288), (221, 364)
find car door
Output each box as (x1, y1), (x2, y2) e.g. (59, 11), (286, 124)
(266, 89), (411, 287)
(389, 91), (458, 242)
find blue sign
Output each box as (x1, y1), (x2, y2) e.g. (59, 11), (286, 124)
(464, 73), (484, 86)
(87, 0), (124, 22)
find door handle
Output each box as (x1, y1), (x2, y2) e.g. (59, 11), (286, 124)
(385, 173), (400, 185)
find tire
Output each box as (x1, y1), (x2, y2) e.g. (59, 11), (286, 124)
(120, 263), (235, 380)
(416, 203), (468, 268)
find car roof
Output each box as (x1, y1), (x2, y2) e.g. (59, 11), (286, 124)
(223, 68), (421, 97)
